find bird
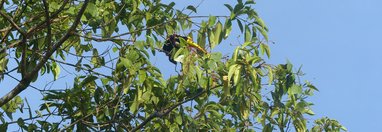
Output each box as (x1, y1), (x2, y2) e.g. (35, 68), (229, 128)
(162, 34), (206, 64)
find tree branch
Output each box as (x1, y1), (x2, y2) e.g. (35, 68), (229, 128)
(27, 0), (70, 35)
(0, 0), (5, 9)
(131, 85), (222, 132)
(0, 0), (90, 107)
(73, 32), (133, 42)
(7, 113), (52, 125)
(51, 58), (113, 79)
(42, 0), (52, 50)
(0, 11), (26, 36)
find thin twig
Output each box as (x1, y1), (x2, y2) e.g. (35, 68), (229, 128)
(0, 67), (17, 76)
(4, 73), (41, 91)
(74, 32), (134, 42)
(60, 99), (116, 132)
(0, 11), (26, 36)
(26, 0), (70, 35)
(51, 58), (113, 79)
(7, 113), (52, 125)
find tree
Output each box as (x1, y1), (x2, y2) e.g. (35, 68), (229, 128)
(0, 0), (346, 131)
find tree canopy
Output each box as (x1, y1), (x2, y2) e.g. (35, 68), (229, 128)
(0, 0), (346, 131)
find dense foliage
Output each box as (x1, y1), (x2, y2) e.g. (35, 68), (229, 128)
(0, 0), (346, 131)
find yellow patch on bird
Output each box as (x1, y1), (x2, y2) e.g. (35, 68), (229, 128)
(186, 37), (207, 54)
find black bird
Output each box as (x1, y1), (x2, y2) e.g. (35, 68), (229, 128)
(162, 34), (207, 64)
(162, 34), (187, 64)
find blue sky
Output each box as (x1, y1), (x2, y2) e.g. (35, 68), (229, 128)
(1, 0), (380, 131)
(256, 0), (382, 131)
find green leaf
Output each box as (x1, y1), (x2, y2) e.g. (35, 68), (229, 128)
(228, 64), (238, 84)
(91, 48), (100, 67)
(145, 36), (154, 48)
(120, 57), (132, 68)
(267, 66), (273, 85)
(138, 70), (147, 84)
(296, 101), (308, 112)
(94, 87), (103, 104)
(305, 109), (315, 115)
(306, 81), (319, 91)
(79, 75), (97, 88)
(224, 4), (233, 11)
(255, 16), (267, 29)
(224, 20), (232, 38)
(233, 2), (244, 14)
(186, 5), (197, 13)
(130, 96), (139, 114)
(112, 47), (118, 53)
(244, 25), (251, 42)
(86, 2), (98, 17)
(270, 108), (279, 117)
(262, 123), (273, 132)
(208, 29), (215, 48)
(237, 19), (244, 33)
(260, 43), (271, 58)
(223, 76), (230, 97)
(210, 52), (222, 61)
(208, 16), (217, 27)
(179, 37), (187, 47)
(250, 68), (257, 85)
(256, 26), (268, 41)
(48, 2), (59, 12)
(17, 118), (25, 128)
(233, 65), (241, 86)
(242, 41), (254, 47)
(197, 31), (206, 49)
(214, 21), (223, 47)
(245, 0), (255, 5)
(232, 47), (240, 61)
(52, 61), (60, 80)
(175, 115), (182, 125)
(145, 12), (152, 21)
(288, 84), (302, 95)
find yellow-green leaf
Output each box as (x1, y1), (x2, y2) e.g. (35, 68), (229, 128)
(214, 21), (223, 47)
(228, 64), (238, 83)
(233, 65), (242, 86)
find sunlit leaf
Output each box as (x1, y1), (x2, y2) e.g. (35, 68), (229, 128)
(289, 84), (302, 95)
(208, 16), (217, 27)
(51, 61), (60, 80)
(214, 21), (223, 47)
